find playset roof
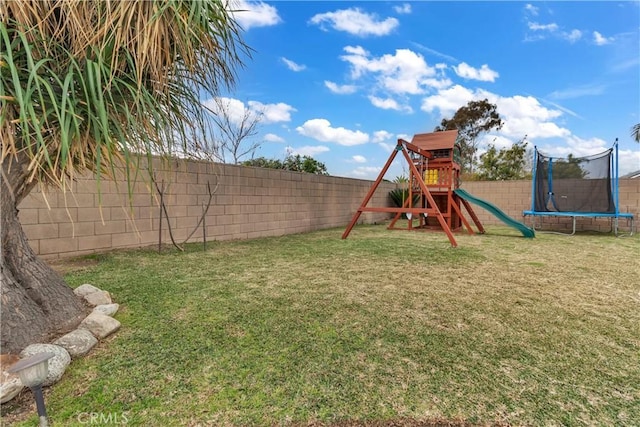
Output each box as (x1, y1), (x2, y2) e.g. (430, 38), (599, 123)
(411, 130), (459, 151)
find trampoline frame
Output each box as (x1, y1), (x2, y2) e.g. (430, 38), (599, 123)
(523, 140), (635, 236)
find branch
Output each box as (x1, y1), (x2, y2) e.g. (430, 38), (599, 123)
(153, 175), (184, 252)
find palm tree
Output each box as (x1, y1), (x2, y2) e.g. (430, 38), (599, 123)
(632, 123), (640, 142)
(0, 0), (248, 352)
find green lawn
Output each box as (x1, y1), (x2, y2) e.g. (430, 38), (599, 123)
(4, 225), (640, 426)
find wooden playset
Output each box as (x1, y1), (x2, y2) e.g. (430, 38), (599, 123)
(342, 130), (535, 247)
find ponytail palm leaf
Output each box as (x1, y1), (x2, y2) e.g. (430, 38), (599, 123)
(1, 0), (248, 194)
(0, 0), (249, 353)
(632, 123), (640, 143)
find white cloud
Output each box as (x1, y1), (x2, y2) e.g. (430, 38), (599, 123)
(524, 4), (539, 16)
(548, 83), (606, 100)
(373, 130), (398, 153)
(618, 150), (640, 176)
(479, 135), (514, 150)
(422, 77), (454, 90)
(264, 133), (285, 143)
(489, 95), (568, 139)
(420, 85), (570, 140)
(340, 46), (449, 95)
(496, 94), (563, 122)
(343, 45), (368, 56)
(230, 0), (281, 30)
(352, 155), (367, 163)
(368, 96), (412, 113)
(373, 130), (394, 143)
(309, 8), (399, 37)
(420, 85), (475, 117)
(394, 3), (412, 14)
(380, 51), (437, 94)
(537, 135), (611, 159)
(501, 117), (569, 139)
(281, 57), (306, 72)
(536, 138), (640, 176)
(564, 29), (583, 43)
(351, 166), (383, 178)
(540, 99), (581, 119)
(593, 31), (614, 46)
(248, 101), (296, 123)
(528, 22), (559, 32)
(611, 57), (640, 73)
(526, 16), (587, 44)
(324, 81), (358, 94)
(288, 145), (330, 157)
(523, 33), (547, 43)
(411, 42), (459, 63)
(453, 62), (499, 82)
(296, 119), (369, 146)
(203, 97), (258, 126)
(204, 98), (295, 126)
(526, 21), (593, 45)
(369, 94), (404, 112)
(378, 142), (396, 153)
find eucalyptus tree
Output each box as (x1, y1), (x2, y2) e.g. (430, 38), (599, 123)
(435, 99), (503, 173)
(0, 0), (248, 352)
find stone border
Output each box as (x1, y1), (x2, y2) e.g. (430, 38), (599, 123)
(0, 285), (120, 403)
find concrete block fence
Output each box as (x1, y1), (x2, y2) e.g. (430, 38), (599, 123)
(18, 159), (396, 259)
(18, 157), (639, 259)
(461, 179), (639, 234)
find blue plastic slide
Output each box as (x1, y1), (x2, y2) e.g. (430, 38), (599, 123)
(454, 189), (535, 238)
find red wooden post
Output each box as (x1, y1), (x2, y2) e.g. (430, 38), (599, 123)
(342, 143), (401, 239)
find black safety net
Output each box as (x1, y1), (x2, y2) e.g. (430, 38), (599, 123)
(534, 149), (614, 213)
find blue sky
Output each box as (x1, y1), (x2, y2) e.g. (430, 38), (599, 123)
(205, 1), (640, 179)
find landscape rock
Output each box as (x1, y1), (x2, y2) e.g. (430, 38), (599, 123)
(19, 344), (71, 387)
(92, 303), (119, 316)
(53, 329), (98, 359)
(83, 290), (112, 307)
(79, 313), (121, 339)
(0, 354), (24, 404)
(73, 283), (102, 298)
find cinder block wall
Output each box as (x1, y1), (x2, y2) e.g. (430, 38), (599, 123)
(19, 159), (396, 259)
(18, 158), (639, 259)
(461, 179), (639, 233)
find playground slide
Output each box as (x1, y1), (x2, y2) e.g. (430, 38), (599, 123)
(454, 189), (535, 238)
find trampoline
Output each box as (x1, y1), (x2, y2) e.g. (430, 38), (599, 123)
(523, 140), (634, 235)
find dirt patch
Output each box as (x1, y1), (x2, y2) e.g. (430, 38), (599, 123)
(48, 257), (101, 275)
(0, 389), (41, 425)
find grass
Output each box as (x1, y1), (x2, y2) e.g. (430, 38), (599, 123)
(3, 224), (639, 426)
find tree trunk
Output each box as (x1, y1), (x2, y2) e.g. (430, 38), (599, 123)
(1, 154), (88, 354)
